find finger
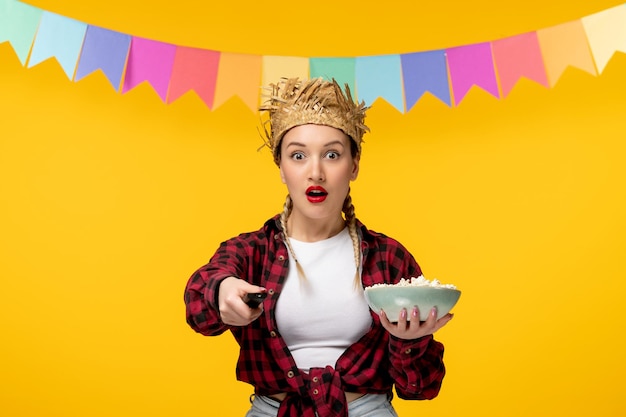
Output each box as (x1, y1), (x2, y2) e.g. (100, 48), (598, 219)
(409, 306), (421, 327)
(230, 301), (263, 326)
(379, 309), (393, 332)
(250, 301), (265, 316)
(246, 286), (267, 295)
(433, 313), (454, 331)
(250, 306), (264, 321)
(422, 307), (438, 330)
(396, 308), (408, 332)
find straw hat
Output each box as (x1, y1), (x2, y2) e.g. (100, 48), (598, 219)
(259, 77), (369, 164)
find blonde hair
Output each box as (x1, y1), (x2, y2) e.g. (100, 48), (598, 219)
(279, 193), (362, 289)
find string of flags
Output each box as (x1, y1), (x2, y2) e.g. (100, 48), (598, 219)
(1, 0), (625, 113)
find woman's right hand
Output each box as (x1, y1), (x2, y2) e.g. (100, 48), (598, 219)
(218, 277), (266, 326)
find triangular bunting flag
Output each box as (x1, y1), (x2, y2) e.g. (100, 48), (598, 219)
(74, 26), (131, 90)
(0, 0), (42, 65)
(492, 32), (549, 96)
(446, 42), (499, 104)
(582, 5), (626, 74)
(121, 36), (176, 102)
(310, 57), (356, 94)
(167, 46), (220, 108)
(213, 52), (262, 111)
(401, 50), (451, 109)
(261, 56), (309, 90)
(2, 1), (623, 114)
(537, 20), (597, 86)
(355, 55), (404, 112)
(27, 11), (87, 80)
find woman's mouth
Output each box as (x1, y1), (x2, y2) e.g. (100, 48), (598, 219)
(306, 186), (328, 203)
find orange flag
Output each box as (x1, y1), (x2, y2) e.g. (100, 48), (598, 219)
(213, 52), (262, 111)
(537, 20), (597, 86)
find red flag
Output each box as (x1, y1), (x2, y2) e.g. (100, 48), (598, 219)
(168, 46), (220, 108)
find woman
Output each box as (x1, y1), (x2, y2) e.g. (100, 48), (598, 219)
(184, 78), (454, 417)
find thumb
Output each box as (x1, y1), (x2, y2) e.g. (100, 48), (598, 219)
(240, 281), (266, 294)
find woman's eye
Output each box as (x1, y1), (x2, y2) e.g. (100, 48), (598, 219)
(326, 151), (340, 159)
(291, 152), (305, 160)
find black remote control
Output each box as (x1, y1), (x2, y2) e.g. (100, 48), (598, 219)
(243, 292), (267, 308)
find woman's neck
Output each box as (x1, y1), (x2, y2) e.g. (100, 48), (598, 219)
(286, 213), (346, 242)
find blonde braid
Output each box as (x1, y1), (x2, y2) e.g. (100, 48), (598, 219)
(280, 194), (307, 281)
(342, 193), (362, 289)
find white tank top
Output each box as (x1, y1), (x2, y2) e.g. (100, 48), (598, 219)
(275, 227), (372, 372)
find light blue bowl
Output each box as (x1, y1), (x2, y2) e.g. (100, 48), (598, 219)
(364, 285), (461, 321)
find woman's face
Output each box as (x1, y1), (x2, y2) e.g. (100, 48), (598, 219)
(279, 124), (359, 223)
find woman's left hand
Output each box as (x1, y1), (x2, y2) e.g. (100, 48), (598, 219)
(379, 306), (453, 340)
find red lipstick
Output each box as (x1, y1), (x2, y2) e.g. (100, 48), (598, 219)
(306, 186), (328, 203)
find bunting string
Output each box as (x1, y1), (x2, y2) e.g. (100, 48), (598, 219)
(1, 0), (625, 112)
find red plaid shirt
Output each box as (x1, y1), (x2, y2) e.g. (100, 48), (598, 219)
(184, 216), (446, 417)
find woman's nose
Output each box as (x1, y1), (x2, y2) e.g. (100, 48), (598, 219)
(309, 159), (325, 181)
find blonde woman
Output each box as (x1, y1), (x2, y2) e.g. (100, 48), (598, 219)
(184, 78), (453, 417)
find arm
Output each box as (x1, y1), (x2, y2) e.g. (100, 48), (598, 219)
(378, 238), (451, 399)
(184, 259), (236, 336)
(183, 237), (264, 336)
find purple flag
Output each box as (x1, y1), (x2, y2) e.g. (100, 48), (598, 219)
(75, 26), (131, 90)
(446, 42), (500, 104)
(401, 50), (451, 109)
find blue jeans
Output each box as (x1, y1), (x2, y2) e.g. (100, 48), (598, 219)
(245, 393), (399, 417)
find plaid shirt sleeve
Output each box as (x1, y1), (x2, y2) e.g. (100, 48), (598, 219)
(388, 335), (445, 399)
(184, 234), (255, 336)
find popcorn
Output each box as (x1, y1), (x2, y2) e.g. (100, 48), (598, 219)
(368, 275), (457, 290)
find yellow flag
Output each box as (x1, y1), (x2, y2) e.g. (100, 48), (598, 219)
(261, 55), (310, 92)
(582, 5), (626, 74)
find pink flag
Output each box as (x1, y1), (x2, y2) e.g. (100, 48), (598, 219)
(122, 36), (176, 102)
(492, 32), (549, 97)
(167, 46), (220, 108)
(446, 42), (500, 104)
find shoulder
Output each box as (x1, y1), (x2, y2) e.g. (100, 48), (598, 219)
(356, 218), (406, 249)
(357, 219), (422, 284)
(357, 218), (417, 264)
(220, 215), (282, 246)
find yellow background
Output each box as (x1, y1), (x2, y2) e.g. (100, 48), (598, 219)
(2, 1), (625, 416)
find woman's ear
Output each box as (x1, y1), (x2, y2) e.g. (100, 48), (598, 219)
(350, 156), (360, 181)
(279, 166), (286, 184)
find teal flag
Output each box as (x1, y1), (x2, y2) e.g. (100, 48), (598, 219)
(310, 57), (356, 95)
(355, 55), (405, 112)
(0, 0), (43, 64)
